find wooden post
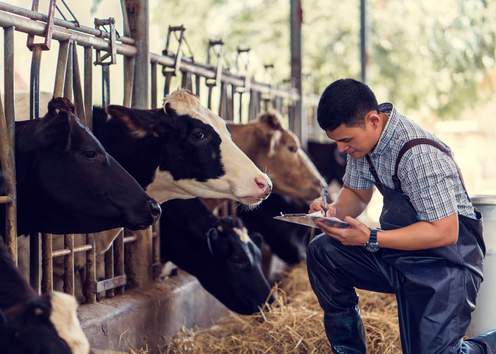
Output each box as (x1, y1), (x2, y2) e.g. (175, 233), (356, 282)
(290, 0), (306, 147)
(125, 0), (149, 108)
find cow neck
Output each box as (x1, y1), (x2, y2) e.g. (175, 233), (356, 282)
(92, 107), (161, 189)
(0, 245), (37, 310)
(13, 121), (44, 235)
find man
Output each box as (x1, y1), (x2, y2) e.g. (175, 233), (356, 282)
(307, 78), (496, 353)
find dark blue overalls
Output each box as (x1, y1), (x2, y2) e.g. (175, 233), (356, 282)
(307, 138), (496, 353)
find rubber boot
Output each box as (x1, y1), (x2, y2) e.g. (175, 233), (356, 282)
(462, 329), (496, 354)
(324, 306), (366, 354)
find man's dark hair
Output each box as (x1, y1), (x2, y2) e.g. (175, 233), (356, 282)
(317, 79), (378, 131)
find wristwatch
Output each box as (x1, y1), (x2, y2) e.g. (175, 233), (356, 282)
(365, 228), (380, 253)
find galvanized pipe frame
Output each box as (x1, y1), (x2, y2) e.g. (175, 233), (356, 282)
(0, 4), (312, 303)
(0, 2), (135, 45)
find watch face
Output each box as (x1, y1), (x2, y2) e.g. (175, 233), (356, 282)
(366, 242), (380, 253)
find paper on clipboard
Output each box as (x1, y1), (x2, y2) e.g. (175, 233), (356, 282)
(274, 211), (350, 229)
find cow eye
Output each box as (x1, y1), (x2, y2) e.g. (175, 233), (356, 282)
(81, 150), (98, 159)
(191, 129), (206, 142)
(288, 145), (298, 153)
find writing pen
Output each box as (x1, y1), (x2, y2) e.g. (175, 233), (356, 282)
(321, 187), (329, 216)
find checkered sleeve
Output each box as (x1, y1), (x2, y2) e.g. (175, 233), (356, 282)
(343, 155), (374, 190)
(398, 147), (458, 222)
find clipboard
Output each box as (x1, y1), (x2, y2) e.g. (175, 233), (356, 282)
(274, 211), (350, 229)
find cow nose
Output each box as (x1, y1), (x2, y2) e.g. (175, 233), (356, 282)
(148, 199), (162, 221)
(254, 175), (272, 195)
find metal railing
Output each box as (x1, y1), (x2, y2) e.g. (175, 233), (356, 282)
(0, 0), (317, 303)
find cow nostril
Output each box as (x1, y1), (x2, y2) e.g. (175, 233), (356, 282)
(148, 200), (162, 219)
(255, 176), (268, 191)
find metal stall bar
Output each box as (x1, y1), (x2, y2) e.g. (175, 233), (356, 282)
(150, 61), (157, 108)
(0, 2), (135, 45)
(64, 41), (73, 101)
(2, 26), (17, 263)
(72, 43), (86, 121)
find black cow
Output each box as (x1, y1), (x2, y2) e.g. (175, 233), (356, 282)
(306, 141), (347, 186)
(237, 192), (310, 265)
(93, 89), (271, 205)
(160, 198), (271, 315)
(0, 239), (89, 354)
(0, 97), (160, 235)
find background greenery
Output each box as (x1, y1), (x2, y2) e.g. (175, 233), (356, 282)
(93, 0), (496, 119)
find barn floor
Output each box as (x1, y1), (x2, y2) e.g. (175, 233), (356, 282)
(160, 264), (401, 354)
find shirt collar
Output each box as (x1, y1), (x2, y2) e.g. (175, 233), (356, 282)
(370, 102), (398, 156)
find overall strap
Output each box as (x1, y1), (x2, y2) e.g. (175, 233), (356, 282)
(365, 154), (384, 193)
(393, 138), (470, 200)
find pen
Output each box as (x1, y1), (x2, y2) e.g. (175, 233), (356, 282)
(321, 187), (329, 216)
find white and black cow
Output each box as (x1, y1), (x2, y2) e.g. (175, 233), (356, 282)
(93, 89), (272, 205)
(0, 239), (90, 354)
(1, 97), (160, 235)
(238, 192), (310, 265)
(160, 198), (271, 315)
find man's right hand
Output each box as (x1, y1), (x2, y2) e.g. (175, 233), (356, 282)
(309, 198), (336, 217)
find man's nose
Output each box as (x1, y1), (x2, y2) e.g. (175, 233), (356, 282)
(336, 142), (348, 153)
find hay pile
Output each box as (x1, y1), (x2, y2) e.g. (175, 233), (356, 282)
(162, 264), (401, 354)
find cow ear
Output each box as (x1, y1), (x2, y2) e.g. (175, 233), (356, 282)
(25, 299), (50, 322)
(0, 310), (7, 325)
(206, 228), (219, 256)
(250, 232), (264, 249)
(258, 112), (283, 131)
(106, 105), (166, 138)
(25, 109), (75, 151)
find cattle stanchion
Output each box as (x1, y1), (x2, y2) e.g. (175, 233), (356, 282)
(1, 26), (17, 264)
(162, 25), (186, 97)
(151, 61), (158, 108)
(206, 39), (223, 110)
(235, 47), (251, 123)
(41, 234), (53, 293)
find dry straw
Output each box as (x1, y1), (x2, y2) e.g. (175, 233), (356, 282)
(161, 264), (401, 354)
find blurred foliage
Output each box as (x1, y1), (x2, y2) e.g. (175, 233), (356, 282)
(94, 0), (496, 119)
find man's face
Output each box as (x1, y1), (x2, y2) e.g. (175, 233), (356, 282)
(326, 111), (384, 159)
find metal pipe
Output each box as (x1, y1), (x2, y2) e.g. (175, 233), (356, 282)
(83, 46), (93, 128)
(63, 235), (74, 295)
(64, 42), (73, 101)
(150, 62), (157, 108)
(4, 26), (15, 131)
(123, 56), (134, 107)
(29, 47), (42, 119)
(0, 2), (135, 45)
(72, 43), (86, 121)
(52, 243), (92, 258)
(53, 40), (69, 97)
(41, 234), (53, 293)
(151, 53), (299, 100)
(85, 233), (96, 303)
(0, 11), (137, 57)
(101, 64), (111, 107)
(114, 232), (125, 295)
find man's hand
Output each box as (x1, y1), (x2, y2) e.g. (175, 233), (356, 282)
(309, 198), (336, 217)
(316, 216), (371, 246)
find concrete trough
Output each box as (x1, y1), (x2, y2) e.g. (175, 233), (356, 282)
(79, 270), (229, 353)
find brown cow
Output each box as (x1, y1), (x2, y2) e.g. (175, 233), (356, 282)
(228, 111), (324, 201)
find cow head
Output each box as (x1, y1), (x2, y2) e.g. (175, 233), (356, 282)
(229, 111), (325, 201)
(204, 217), (271, 314)
(0, 293), (89, 354)
(16, 97), (160, 234)
(0, 239), (90, 354)
(105, 89), (272, 206)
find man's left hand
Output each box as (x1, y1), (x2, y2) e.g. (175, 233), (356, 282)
(315, 216), (371, 246)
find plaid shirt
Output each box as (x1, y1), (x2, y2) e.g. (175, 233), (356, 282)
(343, 103), (476, 222)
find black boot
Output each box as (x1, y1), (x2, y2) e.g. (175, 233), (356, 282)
(462, 329), (496, 354)
(324, 306), (367, 354)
